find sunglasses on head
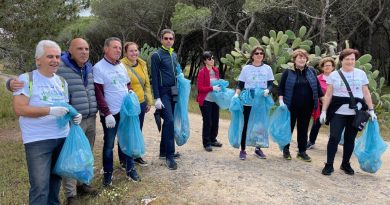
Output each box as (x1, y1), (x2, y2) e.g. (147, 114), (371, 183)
(254, 52), (264, 56)
(163, 37), (174, 41)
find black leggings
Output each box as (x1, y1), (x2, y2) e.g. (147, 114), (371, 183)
(240, 106), (252, 150)
(284, 105), (313, 153)
(326, 114), (358, 164)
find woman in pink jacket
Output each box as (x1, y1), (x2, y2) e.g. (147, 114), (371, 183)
(307, 57), (335, 149)
(196, 51), (223, 152)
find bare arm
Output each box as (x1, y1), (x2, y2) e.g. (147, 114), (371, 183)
(362, 85), (374, 110)
(13, 95), (50, 117)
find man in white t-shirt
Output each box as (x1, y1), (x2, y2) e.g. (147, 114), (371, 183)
(13, 40), (81, 205)
(94, 37), (140, 186)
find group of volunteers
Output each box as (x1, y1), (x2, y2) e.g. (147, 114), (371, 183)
(6, 27), (378, 205)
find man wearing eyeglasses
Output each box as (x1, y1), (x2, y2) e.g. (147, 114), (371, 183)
(150, 29), (180, 170)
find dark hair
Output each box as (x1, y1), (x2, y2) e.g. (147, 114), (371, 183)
(104, 37), (121, 47)
(202, 51), (213, 61)
(160, 29), (175, 39)
(339, 48), (360, 61)
(249, 46), (265, 63)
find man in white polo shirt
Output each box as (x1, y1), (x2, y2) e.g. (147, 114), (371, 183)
(94, 37), (140, 186)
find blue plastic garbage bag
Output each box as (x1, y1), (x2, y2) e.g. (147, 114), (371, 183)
(268, 105), (292, 151)
(228, 97), (244, 148)
(174, 72), (191, 146)
(240, 89), (254, 106)
(211, 79), (235, 110)
(118, 92), (145, 158)
(246, 88), (274, 147)
(339, 130), (345, 145)
(354, 120), (388, 173)
(52, 102), (78, 128)
(54, 124), (94, 184)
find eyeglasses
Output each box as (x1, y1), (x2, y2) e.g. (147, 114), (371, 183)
(163, 37), (174, 41)
(207, 57), (214, 61)
(254, 52), (264, 56)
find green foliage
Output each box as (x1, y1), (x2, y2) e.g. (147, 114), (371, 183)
(57, 16), (96, 44)
(0, 0), (86, 71)
(0, 80), (16, 127)
(171, 3), (212, 35)
(221, 26), (314, 85)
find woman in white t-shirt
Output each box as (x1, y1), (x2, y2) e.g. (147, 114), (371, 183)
(320, 48), (377, 176)
(233, 46), (274, 160)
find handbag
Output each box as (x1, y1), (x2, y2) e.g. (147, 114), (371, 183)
(337, 70), (369, 131)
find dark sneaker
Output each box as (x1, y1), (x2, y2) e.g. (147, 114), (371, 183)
(127, 168), (141, 182)
(159, 152), (181, 159)
(165, 158), (178, 170)
(340, 162), (355, 175)
(134, 158), (148, 167)
(77, 184), (98, 195)
(254, 148), (266, 159)
(239, 150), (247, 160)
(210, 141), (223, 147)
(322, 163), (334, 175)
(67, 196), (81, 205)
(102, 172), (113, 187)
(204, 145), (213, 152)
(283, 149), (292, 160)
(306, 141), (315, 150)
(297, 152), (312, 162)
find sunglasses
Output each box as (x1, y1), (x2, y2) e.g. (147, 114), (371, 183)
(207, 57), (214, 61)
(163, 37), (174, 41)
(254, 52), (264, 56)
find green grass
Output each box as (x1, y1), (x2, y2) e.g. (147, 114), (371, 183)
(0, 79), (17, 128)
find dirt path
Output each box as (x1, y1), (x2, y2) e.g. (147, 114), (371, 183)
(3, 83), (390, 204)
(109, 108), (390, 205)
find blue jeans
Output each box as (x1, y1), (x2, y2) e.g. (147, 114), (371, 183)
(118, 102), (147, 162)
(159, 93), (176, 159)
(100, 113), (134, 173)
(24, 138), (65, 205)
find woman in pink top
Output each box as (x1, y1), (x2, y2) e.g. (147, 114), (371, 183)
(307, 57), (335, 149)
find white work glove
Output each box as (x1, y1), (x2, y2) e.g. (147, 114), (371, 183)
(320, 111), (327, 124)
(279, 99), (285, 107)
(368, 110), (377, 121)
(49, 107), (69, 117)
(128, 90), (134, 94)
(155, 98), (165, 109)
(212, 86), (221, 92)
(233, 93), (239, 98)
(72, 113), (82, 125)
(105, 114), (116, 128)
(263, 89), (270, 97)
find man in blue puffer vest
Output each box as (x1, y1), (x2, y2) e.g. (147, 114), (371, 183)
(150, 29), (180, 170)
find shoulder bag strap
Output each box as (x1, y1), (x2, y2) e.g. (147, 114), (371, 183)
(337, 69), (357, 108)
(125, 64), (146, 92)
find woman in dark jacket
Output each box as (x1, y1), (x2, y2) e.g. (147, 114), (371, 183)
(196, 51), (222, 152)
(278, 49), (324, 162)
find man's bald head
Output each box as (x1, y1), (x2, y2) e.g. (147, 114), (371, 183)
(69, 38), (89, 67)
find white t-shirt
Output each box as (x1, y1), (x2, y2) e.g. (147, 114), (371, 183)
(327, 68), (369, 115)
(13, 70), (69, 144)
(238, 64), (274, 89)
(205, 69), (218, 102)
(93, 59), (130, 115)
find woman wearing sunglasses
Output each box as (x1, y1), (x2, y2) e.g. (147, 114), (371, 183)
(278, 49), (324, 162)
(233, 46), (274, 160)
(196, 51), (223, 152)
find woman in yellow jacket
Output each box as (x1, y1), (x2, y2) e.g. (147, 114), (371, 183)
(118, 42), (153, 167)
